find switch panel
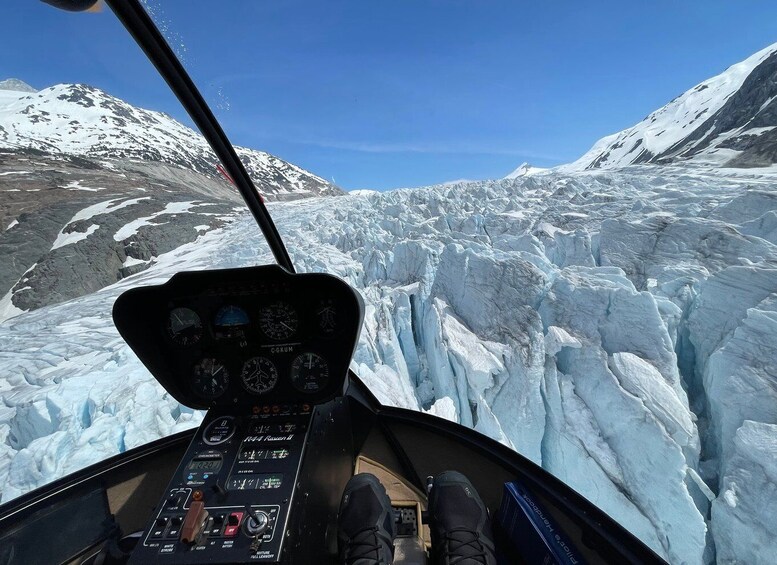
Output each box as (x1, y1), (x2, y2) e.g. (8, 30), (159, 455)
(128, 404), (311, 564)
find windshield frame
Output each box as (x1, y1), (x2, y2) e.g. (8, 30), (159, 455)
(105, 0), (295, 272)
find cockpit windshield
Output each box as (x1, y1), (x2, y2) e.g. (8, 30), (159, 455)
(2, 2), (777, 563)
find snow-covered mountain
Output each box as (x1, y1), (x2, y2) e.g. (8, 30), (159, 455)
(0, 79), (342, 316)
(2, 166), (776, 564)
(0, 80), (341, 199)
(504, 162), (548, 178)
(565, 42), (777, 170)
(0, 79), (36, 93)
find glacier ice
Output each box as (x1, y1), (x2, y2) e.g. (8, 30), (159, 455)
(1, 165), (777, 563)
(712, 420), (777, 565)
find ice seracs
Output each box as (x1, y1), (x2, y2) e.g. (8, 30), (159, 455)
(712, 420), (777, 565)
(3, 165), (777, 562)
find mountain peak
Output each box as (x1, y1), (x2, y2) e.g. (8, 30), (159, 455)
(0, 78), (37, 93)
(0, 80), (340, 200)
(565, 41), (777, 171)
(504, 162), (547, 178)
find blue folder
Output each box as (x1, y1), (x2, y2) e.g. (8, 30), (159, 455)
(494, 481), (587, 565)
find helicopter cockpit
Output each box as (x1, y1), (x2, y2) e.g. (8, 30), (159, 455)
(0, 1), (690, 564)
(113, 265), (364, 563)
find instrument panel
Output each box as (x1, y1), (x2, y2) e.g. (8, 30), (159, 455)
(113, 265), (364, 409)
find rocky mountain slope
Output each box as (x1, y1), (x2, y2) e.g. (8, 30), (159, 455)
(0, 80), (341, 316)
(565, 42), (777, 170)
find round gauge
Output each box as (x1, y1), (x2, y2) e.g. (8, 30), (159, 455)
(241, 356), (279, 395)
(290, 353), (330, 393)
(191, 358), (230, 399)
(214, 305), (250, 339)
(259, 302), (299, 341)
(167, 307), (202, 346)
(317, 299), (339, 335)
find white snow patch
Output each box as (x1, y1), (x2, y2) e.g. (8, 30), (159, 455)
(51, 224), (99, 250)
(113, 201), (199, 241)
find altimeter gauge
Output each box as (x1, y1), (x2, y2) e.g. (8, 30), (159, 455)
(241, 356), (279, 395)
(167, 307), (202, 346)
(259, 302), (299, 341)
(191, 358), (229, 399)
(290, 353), (329, 393)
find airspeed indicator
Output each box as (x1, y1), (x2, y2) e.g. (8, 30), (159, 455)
(167, 307), (202, 346)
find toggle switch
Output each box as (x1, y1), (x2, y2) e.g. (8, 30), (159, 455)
(223, 511), (244, 537)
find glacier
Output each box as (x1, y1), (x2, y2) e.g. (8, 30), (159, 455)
(1, 164), (776, 563)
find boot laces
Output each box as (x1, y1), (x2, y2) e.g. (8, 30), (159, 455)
(345, 525), (391, 564)
(443, 527), (490, 564)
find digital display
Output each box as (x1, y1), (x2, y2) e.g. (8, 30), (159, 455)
(187, 457), (222, 472)
(259, 474), (283, 489)
(227, 473), (284, 491)
(240, 446), (290, 462)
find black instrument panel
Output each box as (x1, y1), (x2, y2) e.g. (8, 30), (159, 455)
(113, 265), (364, 409)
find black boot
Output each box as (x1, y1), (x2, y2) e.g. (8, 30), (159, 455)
(428, 471), (497, 565)
(337, 473), (396, 565)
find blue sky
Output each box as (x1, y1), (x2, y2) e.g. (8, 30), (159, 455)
(4, 1), (777, 190)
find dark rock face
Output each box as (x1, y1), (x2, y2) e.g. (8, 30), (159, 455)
(665, 52), (777, 167)
(0, 151), (237, 313)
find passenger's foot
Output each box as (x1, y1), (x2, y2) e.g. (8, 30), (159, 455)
(337, 473), (396, 565)
(428, 471), (497, 565)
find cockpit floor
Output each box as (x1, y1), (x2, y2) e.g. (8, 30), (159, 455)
(355, 456), (430, 564)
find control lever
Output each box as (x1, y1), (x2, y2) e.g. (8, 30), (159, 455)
(181, 500), (209, 544)
(245, 509), (270, 537)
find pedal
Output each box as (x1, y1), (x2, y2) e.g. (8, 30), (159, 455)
(393, 506), (419, 538)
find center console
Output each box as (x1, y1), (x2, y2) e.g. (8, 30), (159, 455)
(129, 404), (311, 563)
(113, 266), (364, 564)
